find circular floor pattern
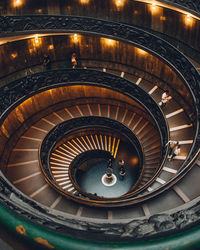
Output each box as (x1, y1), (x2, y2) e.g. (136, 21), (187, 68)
(101, 173), (117, 187)
(76, 159), (137, 198)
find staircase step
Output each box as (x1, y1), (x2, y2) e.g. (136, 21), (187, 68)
(145, 154), (160, 161)
(144, 143), (161, 153)
(145, 149), (161, 156)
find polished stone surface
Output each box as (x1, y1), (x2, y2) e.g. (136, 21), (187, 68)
(101, 173), (117, 187)
(77, 159), (138, 198)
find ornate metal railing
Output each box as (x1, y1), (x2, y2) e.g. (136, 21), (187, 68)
(0, 15), (198, 159)
(0, 0), (199, 17)
(0, 69), (198, 241)
(40, 116), (144, 200)
(0, 69), (168, 153)
(160, 0), (200, 15)
(0, 68), (197, 206)
(0, 68), (198, 187)
(0, 15), (199, 243)
(1, 168), (200, 241)
(0, 15), (199, 113)
(0, 69), (170, 205)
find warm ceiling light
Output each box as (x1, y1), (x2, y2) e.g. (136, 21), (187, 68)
(11, 52), (18, 59)
(115, 0), (125, 8)
(151, 2), (157, 12)
(34, 35), (39, 44)
(80, 0), (90, 4)
(37, 9), (43, 13)
(185, 14), (193, 25)
(31, 35), (41, 47)
(160, 16), (166, 21)
(137, 48), (147, 55)
(104, 38), (116, 46)
(48, 45), (54, 50)
(13, 0), (23, 8)
(73, 34), (79, 43)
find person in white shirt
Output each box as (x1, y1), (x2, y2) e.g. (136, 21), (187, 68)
(169, 142), (180, 160)
(166, 140), (178, 157)
(160, 90), (171, 107)
(71, 52), (77, 68)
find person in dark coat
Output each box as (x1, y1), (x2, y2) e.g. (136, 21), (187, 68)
(43, 54), (51, 70)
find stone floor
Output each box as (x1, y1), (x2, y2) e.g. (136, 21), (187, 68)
(77, 158), (138, 198)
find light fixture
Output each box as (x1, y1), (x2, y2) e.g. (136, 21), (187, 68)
(11, 52), (18, 59)
(80, 0), (90, 4)
(150, 2), (158, 13)
(160, 16), (166, 21)
(48, 45), (54, 50)
(30, 35), (41, 49)
(187, 14), (191, 21)
(152, 2), (156, 10)
(37, 9), (43, 13)
(185, 14), (193, 25)
(73, 34), (79, 43)
(34, 35), (39, 44)
(137, 48), (147, 55)
(114, 0), (125, 8)
(106, 39), (114, 45)
(13, 0), (23, 8)
(102, 38), (116, 46)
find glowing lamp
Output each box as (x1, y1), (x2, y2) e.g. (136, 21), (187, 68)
(80, 0), (90, 4)
(115, 0), (125, 8)
(137, 48), (147, 55)
(160, 16), (166, 21)
(73, 34), (79, 43)
(37, 9), (43, 14)
(35, 35), (39, 44)
(48, 45), (54, 50)
(150, 2), (159, 14)
(13, 0), (23, 8)
(186, 14), (191, 21)
(104, 38), (115, 46)
(11, 52), (18, 59)
(185, 14), (192, 24)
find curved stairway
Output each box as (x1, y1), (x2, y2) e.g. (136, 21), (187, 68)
(0, 0), (199, 248)
(3, 68), (195, 218)
(5, 98), (161, 208)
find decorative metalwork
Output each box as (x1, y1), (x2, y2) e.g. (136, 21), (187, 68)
(0, 67), (198, 238)
(0, 15), (198, 167)
(0, 69), (167, 147)
(0, 15), (199, 240)
(40, 116), (144, 199)
(0, 15), (199, 111)
(1, 170), (200, 241)
(162, 0), (200, 14)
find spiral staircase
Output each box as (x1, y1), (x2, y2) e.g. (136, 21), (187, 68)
(0, 1), (199, 249)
